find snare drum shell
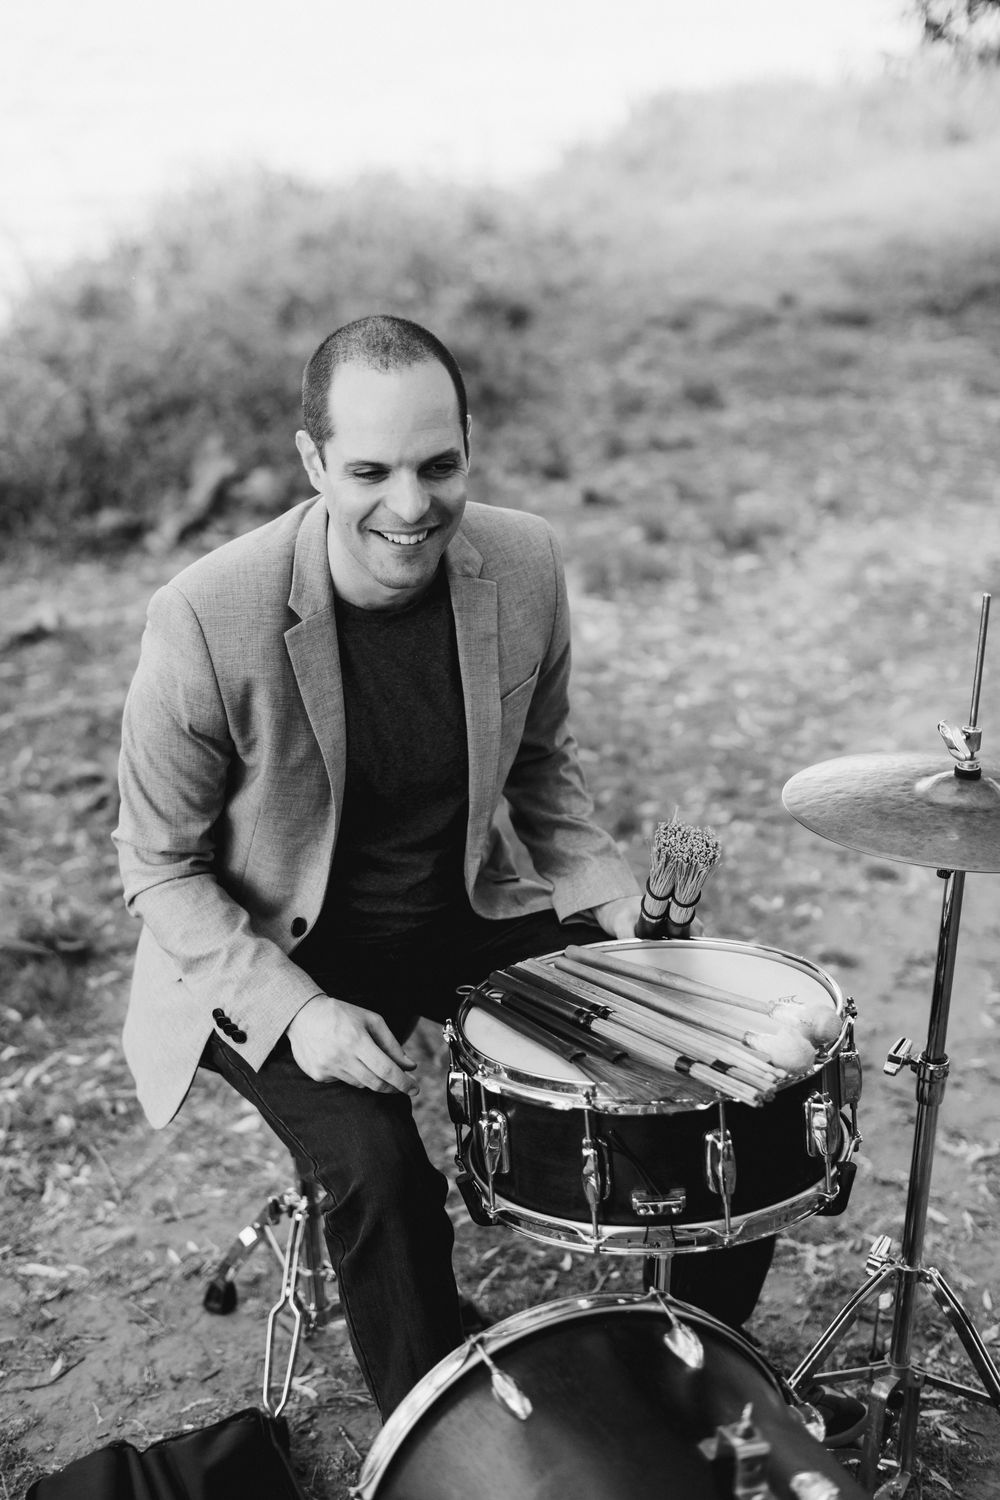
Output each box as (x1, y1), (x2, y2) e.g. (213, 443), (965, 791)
(355, 1296), (867, 1500)
(462, 1061), (842, 1230)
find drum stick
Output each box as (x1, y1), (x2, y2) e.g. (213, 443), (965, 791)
(496, 988), (763, 1107)
(513, 959), (783, 1087)
(472, 993), (643, 1098)
(510, 962), (776, 1098)
(485, 976), (690, 1096)
(491, 972), (767, 1104)
(591, 1019), (764, 1106)
(595, 1008), (782, 1092)
(566, 945), (835, 1017)
(549, 957), (815, 1072)
(548, 957), (800, 1077)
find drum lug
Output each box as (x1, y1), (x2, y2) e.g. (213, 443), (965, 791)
(804, 1091), (839, 1196)
(704, 1125), (737, 1234)
(581, 1136), (611, 1209)
(838, 1021), (863, 1109)
(478, 1109), (511, 1182)
(447, 1067), (472, 1127)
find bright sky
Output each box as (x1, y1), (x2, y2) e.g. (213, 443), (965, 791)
(1, 0), (917, 299)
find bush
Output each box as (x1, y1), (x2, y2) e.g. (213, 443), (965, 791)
(0, 172), (576, 545)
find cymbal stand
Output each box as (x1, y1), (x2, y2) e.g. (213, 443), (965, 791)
(787, 598), (1000, 1496)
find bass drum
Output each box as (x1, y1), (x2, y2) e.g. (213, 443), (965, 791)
(353, 1293), (865, 1499)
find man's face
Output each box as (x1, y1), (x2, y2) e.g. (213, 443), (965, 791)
(295, 360), (469, 610)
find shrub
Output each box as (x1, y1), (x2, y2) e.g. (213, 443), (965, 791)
(0, 172), (574, 545)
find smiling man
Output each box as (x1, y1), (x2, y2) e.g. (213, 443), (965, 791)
(114, 315), (641, 1418)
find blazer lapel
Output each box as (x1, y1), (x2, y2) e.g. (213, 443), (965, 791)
(447, 530), (500, 881)
(285, 499), (347, 811)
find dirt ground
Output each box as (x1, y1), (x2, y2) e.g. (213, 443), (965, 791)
(3, 122), (1000, 1493)
(3, 484), (1000, 1498)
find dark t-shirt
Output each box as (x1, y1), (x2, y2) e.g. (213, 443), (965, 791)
(291, 567), (469, 984)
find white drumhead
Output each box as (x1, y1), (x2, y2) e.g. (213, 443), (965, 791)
(461, 1004), (591, 1083)
(587, 939), (841, 1011)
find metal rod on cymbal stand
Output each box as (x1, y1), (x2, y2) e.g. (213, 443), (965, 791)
(968, 594), (990, 729)
(785, 594), (1000, 1496)
(859, 868), (966, 1487)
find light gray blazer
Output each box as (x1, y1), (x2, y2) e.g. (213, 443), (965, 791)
(114, 497), (638, 1126)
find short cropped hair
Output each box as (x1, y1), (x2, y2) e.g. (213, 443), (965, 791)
(302, 315), (469, 462)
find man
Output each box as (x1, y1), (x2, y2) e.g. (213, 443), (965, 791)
(114, 315), (642, 1418)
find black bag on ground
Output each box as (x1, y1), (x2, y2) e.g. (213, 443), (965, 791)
(26, 1406), (307, 1500)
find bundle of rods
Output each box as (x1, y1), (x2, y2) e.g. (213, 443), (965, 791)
(477, 945), (840, 1108)
(636, 818), (722, 939)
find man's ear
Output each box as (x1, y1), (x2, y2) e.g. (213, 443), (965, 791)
(295, 429), (325, 489)
(464, 413), (473, 466)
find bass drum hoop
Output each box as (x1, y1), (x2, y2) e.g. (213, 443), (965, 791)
(353, 1291), (787, 1498)
(454, 936), (849, 1117)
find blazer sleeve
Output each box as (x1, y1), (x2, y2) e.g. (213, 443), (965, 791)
(500, 526), (639, 920)
(113, 583), (323, 1069)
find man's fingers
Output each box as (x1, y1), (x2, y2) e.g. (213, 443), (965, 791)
(354, 1032), (419, 1096)
(366, 1016), (417, 1072)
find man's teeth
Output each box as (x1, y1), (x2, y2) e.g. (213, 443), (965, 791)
(380, 531), (428, 546)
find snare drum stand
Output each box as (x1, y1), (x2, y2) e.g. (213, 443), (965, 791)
(787, 861), (1000, 1495)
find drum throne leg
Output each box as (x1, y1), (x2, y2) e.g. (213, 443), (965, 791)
(202, 1155), (342, 1416)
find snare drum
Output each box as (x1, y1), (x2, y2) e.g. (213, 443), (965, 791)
(353, 1293), (867, 1499)
(446, 939), (861, 1253)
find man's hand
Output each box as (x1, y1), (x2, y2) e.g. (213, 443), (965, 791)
(590, 895), (642, 940)
(286, 995), (419, 1096)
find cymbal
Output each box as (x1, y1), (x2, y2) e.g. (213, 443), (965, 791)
(782, 753), (1000, 872)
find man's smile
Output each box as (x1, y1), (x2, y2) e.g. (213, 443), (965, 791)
(375, 528), (432, 546)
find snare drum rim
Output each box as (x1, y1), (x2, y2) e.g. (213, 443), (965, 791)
(453, 938), (849, 1115)
(352, 1291), (785, 1498)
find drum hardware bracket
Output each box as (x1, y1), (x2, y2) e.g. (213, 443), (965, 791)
(866, 1234), (897, 1278)
(883, 1040), (950, 1102)
(631, 1187), (686, 1218)
(465, 1333), (534, 1421)
(938, 719), (982, 777)
(882, 1036), (914, 1078)
(699, 1404), (775, 1499)
(646, 1289), (705, 1368)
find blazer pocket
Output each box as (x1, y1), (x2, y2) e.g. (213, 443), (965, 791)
(499, 663), (540, 708)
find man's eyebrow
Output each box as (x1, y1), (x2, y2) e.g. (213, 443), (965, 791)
(342, 447), (464, 469)
(420, 447), (464, 465)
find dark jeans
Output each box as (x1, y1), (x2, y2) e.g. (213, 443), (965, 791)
(202, 911), (774, 1416)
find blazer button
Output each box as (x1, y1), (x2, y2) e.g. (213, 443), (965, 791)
(291, 917), (307, 938)
(221, 1019), (235, 1036)
(212, 1007), (226, 1022)
(231, 1029), (247, 1044)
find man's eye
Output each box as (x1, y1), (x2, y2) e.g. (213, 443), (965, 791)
(354, 469), (387, 483)
(424, 461), (459, 478)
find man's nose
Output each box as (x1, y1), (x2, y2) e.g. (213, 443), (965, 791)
(387, 471), (429, 523)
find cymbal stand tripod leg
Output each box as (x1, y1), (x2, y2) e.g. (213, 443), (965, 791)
(789, 870), (1000, 1495)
